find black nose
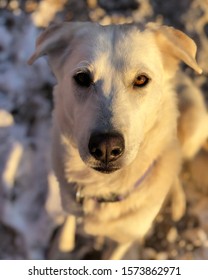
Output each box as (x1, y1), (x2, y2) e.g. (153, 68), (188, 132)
(88, 132), (125, 164)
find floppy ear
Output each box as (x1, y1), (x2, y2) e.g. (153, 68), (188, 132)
(28, 22), (94, 79)
(28, 22), (82, 65)
(147, 23), (202, 74)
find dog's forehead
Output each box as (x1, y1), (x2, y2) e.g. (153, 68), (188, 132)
(74, 24), (162, 76)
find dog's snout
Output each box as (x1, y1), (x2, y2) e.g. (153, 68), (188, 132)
(88, 132), (125, 164)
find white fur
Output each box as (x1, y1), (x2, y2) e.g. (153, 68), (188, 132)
(29, 22), (207, 251)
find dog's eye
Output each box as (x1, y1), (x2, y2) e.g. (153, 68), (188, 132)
(133, 74), (150, 88)
(73, 72), (92, 87)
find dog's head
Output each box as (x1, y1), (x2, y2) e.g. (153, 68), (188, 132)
(29, 22), (201, 174)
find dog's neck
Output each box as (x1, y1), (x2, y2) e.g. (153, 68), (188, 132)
(76, 160), (156, 204)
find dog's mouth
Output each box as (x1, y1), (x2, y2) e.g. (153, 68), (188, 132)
(91, 165), (121, 174)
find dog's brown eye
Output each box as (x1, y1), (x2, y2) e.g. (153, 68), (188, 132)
(74, 72), (92, 87)
(133, 75), (149, 88)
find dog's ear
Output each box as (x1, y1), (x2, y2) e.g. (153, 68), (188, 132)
(28, 22), (82, 65)
(147, 23), (202, 74)
(28, 22), (94, 79)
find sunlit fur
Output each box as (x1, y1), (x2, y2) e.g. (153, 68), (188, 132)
(29, 22), (206, 245)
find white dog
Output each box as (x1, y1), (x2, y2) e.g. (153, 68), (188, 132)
(29, 22), (207, 259)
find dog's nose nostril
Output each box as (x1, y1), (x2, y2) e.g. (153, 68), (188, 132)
(111, 148), (122, 157)
(88, 132), (125, 164)
(91, 147), (103, 159)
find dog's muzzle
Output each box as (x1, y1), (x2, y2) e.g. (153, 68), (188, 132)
(88, 132), (125, 173)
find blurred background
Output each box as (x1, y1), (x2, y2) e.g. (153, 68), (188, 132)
(0, 0), (208, 260)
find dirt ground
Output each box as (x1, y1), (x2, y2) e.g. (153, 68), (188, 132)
(0, 0), (208, 260)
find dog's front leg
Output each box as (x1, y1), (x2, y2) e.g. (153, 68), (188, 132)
(108, 242), (133, 260)
(170, 177), (186, 221)
(58, 215), (76, 252)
